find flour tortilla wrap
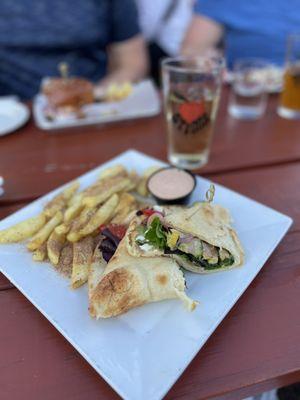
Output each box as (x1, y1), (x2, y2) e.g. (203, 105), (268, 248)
(126, 203), (244, 274)
(89, 234), (196, 318)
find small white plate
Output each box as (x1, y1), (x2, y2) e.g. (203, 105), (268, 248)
(0, 98), (30, 136)
(33, 80), (161, 130)
(0, 150), (292, 400)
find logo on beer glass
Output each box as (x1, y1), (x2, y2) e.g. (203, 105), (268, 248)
(169, 90), (210, 134)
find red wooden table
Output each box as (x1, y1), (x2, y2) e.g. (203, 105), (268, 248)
(1, 86), (300, 400)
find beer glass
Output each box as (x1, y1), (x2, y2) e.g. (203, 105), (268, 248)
(161, 56), (224, 170)
(278, 34), (300, 119)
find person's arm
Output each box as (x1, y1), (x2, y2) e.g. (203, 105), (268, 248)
(102, 34), (148, 85)
(98, 0), (148, 87)
(181, 15), (223, 56)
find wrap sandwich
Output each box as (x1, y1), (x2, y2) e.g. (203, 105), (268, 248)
(126, 202), (244, 273)
(89, 225), (197, 318)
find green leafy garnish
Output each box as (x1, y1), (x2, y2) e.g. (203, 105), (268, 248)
(144, 217), (167, 250)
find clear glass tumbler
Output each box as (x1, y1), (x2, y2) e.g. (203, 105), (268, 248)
(228, 59), (268, 120)
(278, 34), (300, 119)
(161, 56), (224, 170)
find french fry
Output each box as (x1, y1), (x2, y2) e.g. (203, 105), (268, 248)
(127, 170), (139, 191)
(47, 229), (66, 265)
(82, 178), (130, 208)
(32, 242), (47, 261)
(55, 222), (70, 236)
(78, 194), (119, 238)
(64, 193), (84, 222)
(84, 174), (129, 197)
(67, 192), (82, 207)
(56, 243), (73, 277)
(27, 211), (63, 251)
(111, 193), (137, 224)
(0, 213), (46, 243)
(67, 208), (96, 242)
(136, 166), (161, 197)
(62, 181), (80, 200)
(71, 236), (94, 289)
(98, 164), (127, 180)
(44, 181), (79, 218)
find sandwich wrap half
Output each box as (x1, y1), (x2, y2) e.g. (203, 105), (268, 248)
(89, 226), (197, 318)
(126, 202), (244, 273)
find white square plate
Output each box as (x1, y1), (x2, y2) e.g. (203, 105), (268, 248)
(0, 150), (292, 400)
(33, 80), (160, 131)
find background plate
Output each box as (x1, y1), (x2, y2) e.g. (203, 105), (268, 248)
(0, 150), (292, 400)
(33, 80), (160, 130)
(0, 98), (30, 136)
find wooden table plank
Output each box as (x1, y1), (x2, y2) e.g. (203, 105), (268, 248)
(0, 114), (166, 203)
(1, 88), (300, 203)
(0, 203), (28, 290)
(0, 290), (120, 400)
(210, 161), (300, 229)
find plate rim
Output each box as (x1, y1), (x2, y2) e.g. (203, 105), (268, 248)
(0, 100), (30, 136)
(32, 80), (161, 131)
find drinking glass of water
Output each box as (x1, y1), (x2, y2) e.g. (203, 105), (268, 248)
(228, 59), (268, 120)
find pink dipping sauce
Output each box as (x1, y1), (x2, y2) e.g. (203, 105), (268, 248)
(148, 168), (195, 201)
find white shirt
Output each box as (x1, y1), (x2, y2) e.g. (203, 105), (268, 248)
(135, 0), (193, 56)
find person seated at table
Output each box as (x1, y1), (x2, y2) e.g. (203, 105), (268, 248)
(181, 0), (300, 69)
(135, 0), (193, 85)
(0, 0), (148, 99)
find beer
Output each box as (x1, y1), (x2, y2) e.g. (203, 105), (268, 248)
(280, 65), (300, 110)
(278, 34), (300, 119)
(166, 92), (219, 168)
(162, 56), (224, 169)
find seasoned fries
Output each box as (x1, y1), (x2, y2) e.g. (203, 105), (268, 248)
(27, 211), (63, 251)
(44, 181), (79, 218)
(111, 193), (137, 224)
(55, 222), (70, 236)
(0, 213), (46, 243)
(32, 242), (48, 261)
(71, 236), (94, 288)
(98, 164), (126, 180)
(67, 207), (96, 242)
(0, 163), (157, 294)
(47, 229), (66, 265)
(64, 193), (84, 222)
(78, 194), (119, 238)
(82, 177), (131, 208)
(57, 243), (73, 277)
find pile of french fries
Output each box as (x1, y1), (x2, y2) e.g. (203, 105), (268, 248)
(0, 164), (160, 289)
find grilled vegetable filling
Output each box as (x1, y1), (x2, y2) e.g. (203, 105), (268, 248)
(136, 217), (234, 270)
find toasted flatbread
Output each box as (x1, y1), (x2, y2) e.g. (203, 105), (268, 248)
(89, 235), (196, 318)
(126, 203), (244, 273)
